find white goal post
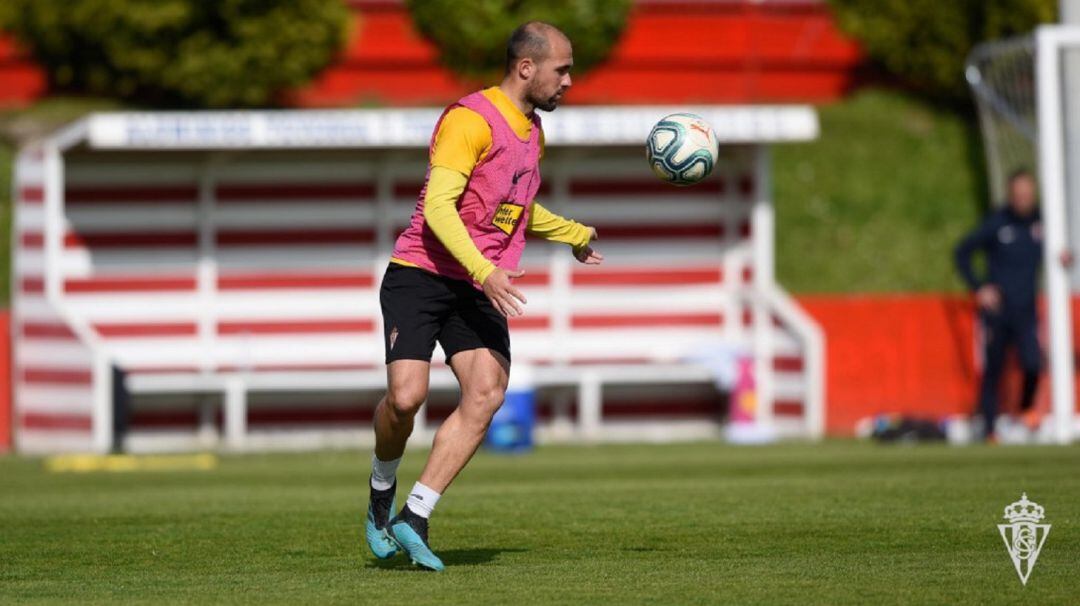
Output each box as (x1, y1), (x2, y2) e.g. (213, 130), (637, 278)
(967, 25), (1080, 444)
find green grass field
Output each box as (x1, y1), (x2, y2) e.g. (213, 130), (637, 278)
(1, 441), (1077, 604)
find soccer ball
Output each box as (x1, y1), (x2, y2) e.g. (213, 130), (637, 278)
(646, 113), (720, 186)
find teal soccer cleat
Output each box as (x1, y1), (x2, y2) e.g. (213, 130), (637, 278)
(365, 480), (399, 559)
(389, 506), (444, 571)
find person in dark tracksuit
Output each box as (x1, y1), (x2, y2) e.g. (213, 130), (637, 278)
(954, 170), (1054, 440)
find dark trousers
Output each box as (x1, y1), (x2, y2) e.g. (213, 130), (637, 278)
(978, 309), (1041, 429)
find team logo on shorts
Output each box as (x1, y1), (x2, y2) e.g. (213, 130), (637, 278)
(492, 203), (524, 235)
(389, 326), (399, 351)
(998, 493), (1050, 585)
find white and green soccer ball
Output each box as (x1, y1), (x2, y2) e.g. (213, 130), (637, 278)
(646, 113), (720, 186)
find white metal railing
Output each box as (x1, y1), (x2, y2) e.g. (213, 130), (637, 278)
(40, 141), (115, 453)
(756, 285), (826, 440)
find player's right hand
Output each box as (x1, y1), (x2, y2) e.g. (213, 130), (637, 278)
(976, 284), (1002, 313)
(483, 268), (528, 317)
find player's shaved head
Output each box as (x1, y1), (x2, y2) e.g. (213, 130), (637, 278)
(502, 21), (573, 113)
(505, 21), (569, 74)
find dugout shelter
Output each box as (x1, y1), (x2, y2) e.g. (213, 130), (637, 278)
(12, 106), (823, 453)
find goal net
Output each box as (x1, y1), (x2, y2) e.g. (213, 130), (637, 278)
(966, 26), (1080, 444)
(966, 36), (1038, 205)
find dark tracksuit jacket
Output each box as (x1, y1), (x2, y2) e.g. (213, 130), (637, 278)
(954, 207), (1044, 423)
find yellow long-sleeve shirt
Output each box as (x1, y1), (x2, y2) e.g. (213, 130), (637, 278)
(391, 86), (592, 284)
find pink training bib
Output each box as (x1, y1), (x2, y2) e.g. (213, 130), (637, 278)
(392, 91), (543, 287)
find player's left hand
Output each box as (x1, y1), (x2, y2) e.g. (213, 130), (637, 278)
(574, 227), (603, 265)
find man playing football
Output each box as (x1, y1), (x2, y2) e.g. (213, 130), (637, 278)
(365, 21), (602, 571)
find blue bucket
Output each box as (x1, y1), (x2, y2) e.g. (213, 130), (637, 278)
(485, 365), (535, 453)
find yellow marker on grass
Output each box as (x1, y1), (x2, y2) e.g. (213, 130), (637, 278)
(44, 453), (218, 473)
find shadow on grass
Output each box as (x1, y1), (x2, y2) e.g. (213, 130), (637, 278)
(365, 547), (528, 571)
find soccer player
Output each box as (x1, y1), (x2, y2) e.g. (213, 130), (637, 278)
(364, 22), (601, 571)
(954, 169), (1068, 441)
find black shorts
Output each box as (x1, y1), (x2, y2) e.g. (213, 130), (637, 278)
(380, 264), (510, 364)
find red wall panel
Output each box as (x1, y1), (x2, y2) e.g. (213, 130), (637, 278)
(801, 295), (1080, 436)
(800, 295), (979, 435)
(294, 0), (864, 107)
(0, 0), (863, 108)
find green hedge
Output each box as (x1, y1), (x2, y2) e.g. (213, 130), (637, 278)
(773, 89), (984, 293)
(1, 0), (350, 108)
(406, 0), (632, 82)
(829, 0), (1056, 104)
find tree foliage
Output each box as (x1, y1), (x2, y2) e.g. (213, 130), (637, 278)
(406, 0), (632, 82)
(830, 0), (1057, 104)
(2, 0), (350, 108)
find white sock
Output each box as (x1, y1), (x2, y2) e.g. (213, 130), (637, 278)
(370, 455), (401, 491)
(406, 482), (441, 518)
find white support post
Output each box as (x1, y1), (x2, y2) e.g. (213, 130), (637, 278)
(42, 144), (64, 303)
(42, 139), (119, 453)
(224, 377), (248, 450)
(196, 159), (218, 375)
(550, 158), (573, 366)
(578, 371), (602, 442)
(1060, 4), (1080, 290)
(374, 152), (396, 298)
(1036, 27), (1077, 444)
(751, 145), (776, 430)
(90, 353), (113, 454)
(551, 253), (572, 366)
(375, 152), (396, 254)
(804, 321), (826, 440)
